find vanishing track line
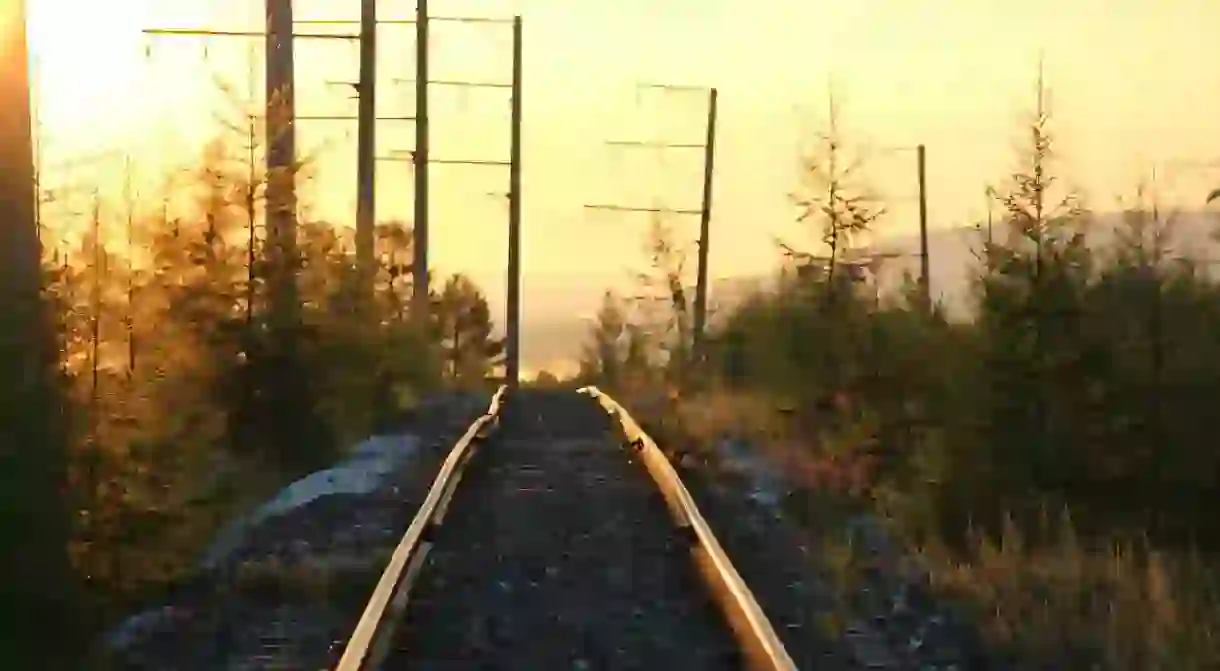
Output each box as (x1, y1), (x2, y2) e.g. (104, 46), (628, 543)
(335, 388), (795, 671)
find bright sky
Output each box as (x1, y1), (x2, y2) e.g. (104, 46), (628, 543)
(24, 0), (1220, 369)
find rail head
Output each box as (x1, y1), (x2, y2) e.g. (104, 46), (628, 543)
(333, 385), (508, 671)
(577, 386), (798, 671)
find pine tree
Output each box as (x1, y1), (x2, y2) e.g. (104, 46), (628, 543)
(579, 290), (628, 389)
(634, 215), (693, 385)
(786, 88), (886, 298)
(975, 63), (1090, 523)
(434, 274), (504, 387)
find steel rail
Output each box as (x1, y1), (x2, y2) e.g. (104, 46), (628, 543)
(333, 385), (508, 671)
(577, 386), (798, 671)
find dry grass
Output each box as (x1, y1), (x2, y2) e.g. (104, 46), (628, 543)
(667, 389), (791, 450)
(648, 388), (1220, 669)
(917, 521), (1220, 670)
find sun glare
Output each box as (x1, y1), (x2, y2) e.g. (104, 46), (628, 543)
(28, 0), (156, 147)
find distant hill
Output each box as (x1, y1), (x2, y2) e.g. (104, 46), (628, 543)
(861, 210), (1220, 318)
(517, 210), (1220, 373)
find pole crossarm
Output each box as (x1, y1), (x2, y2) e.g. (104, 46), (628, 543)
(295, 19), (416, 25)
(393, 78), (511, 88)
(583, 204), (703, 216)
(253, 114), (417, 121)
(431, 158), (511, 167)
(296, 16), (514, 25)
(590, 83), (718, 376)
(636, 82), (710, 94)
(606, 140), (705, 149)
(142, 28), (359, 40)
(387, 149), (510, 167)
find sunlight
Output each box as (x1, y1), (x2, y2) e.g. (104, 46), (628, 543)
(28, 0), (154, 143)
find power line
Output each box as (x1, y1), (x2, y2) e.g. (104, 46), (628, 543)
(141, 4), (518, 326)
(142, 28), (357, 39)
(584, 84), (720, 368)
(382, 10), (520, 385)
(291, 8), (516, 323)
(141, 1), (349, 327)
(142, 5), (521, 386)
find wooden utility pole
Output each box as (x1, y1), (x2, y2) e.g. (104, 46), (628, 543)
(585, 83), (720, 369)
(412, 0), (431, 322)
(355, 0), (377, 297)
(692, 88), (718, 362)
(917, 143), (930, 312)
(506, 16), (523, 388)
(264, 0), (298, 331)
(385, 14), (518, 385)
(143, 4), (376, 326)
(315, 11), (510, 324)
(874, 142), (932, 310)
(144, 7), (424, 311)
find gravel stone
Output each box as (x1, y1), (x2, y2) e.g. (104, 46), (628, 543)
(100, 393), (492, 671)
(385, 390), (740, 670)
(674, 433), (1000, 671)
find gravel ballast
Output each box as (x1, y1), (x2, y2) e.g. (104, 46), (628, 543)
(100, 392), (492, 671)
(666, 432), (997, 671)
(384, 390), (740, 670)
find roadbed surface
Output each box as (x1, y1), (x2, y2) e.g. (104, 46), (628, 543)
(385, 390), (739, 670)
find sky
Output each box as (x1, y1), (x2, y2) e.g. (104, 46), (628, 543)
(23, 0), (1220, 372)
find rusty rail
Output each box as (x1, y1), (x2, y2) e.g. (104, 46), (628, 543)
(332, 385), (508, 671)
(578, 386), (798, 671)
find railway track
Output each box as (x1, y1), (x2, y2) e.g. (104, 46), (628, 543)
(333, 387), (796, 671)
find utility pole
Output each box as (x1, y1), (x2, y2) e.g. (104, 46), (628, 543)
(413, 0), (431, 322)
(302, 10), (506, 318)
(143, 8), (419, 307)
(386, 14), (518, 384)
(506, 16), (523, 389)
(143, 4), (367, 327)
(874, 143), (932, 311)
(585, 83), (720, 370)
(264, 0), (297, 331)
(693, 88), (718, 362)
(355, 0), (377, 299)
(917, 143), (930, 312)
